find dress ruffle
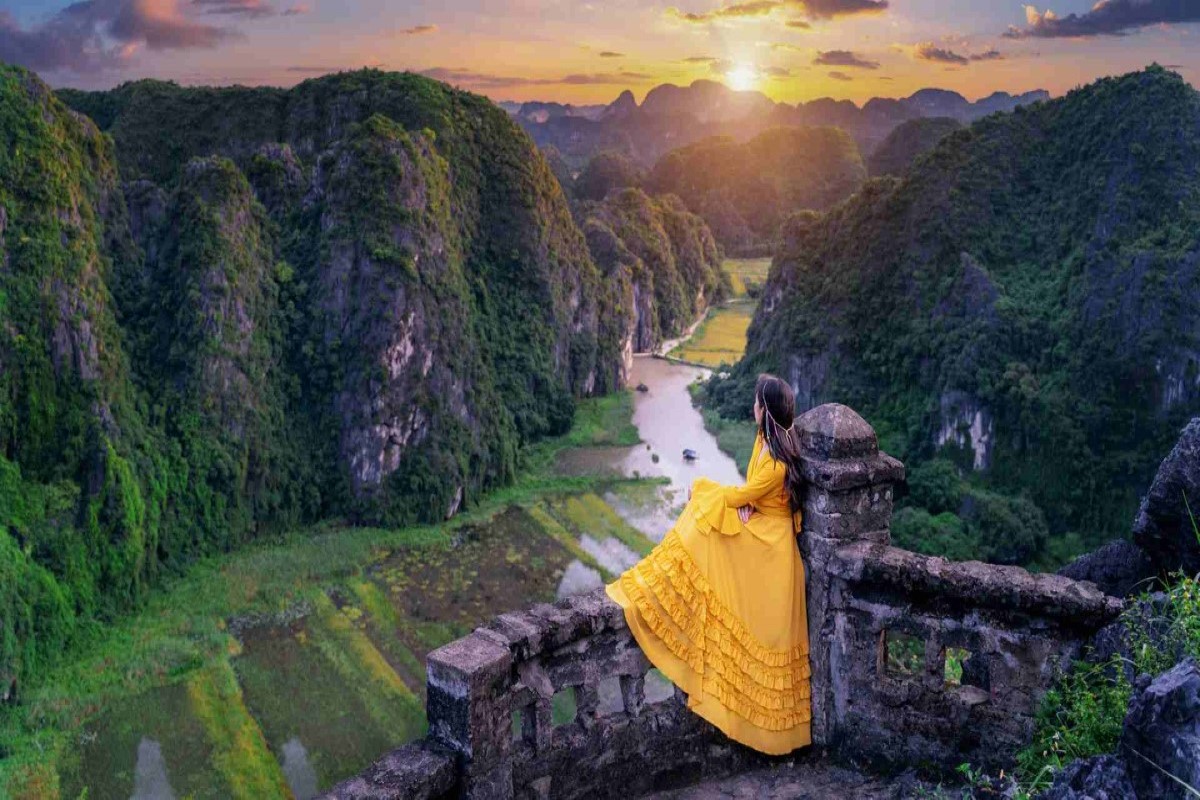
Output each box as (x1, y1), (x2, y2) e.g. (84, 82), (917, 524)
(617, 530), (811, 732)
(688, 477), (746, 536)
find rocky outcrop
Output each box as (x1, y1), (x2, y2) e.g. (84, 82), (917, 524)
(573, 151), (644, 202)
(1059, 540), (1156, 598)
(1040, 755), (1135, 800)
(1059, 416), (1200, 596)
(719, 68), (1200, 555)
(1043, 659), (1200, 800)
(1134, 419), (1200, 576)
(310, 116), (501, 517)
(246, 142), (306, 216)
(2, 66), (630, 688)
(867, 116), (963, 177)
(581, 188), (726, 355)
(1123, 659), (1200, 799)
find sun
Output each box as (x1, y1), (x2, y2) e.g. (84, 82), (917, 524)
(726, 64), (759, 92)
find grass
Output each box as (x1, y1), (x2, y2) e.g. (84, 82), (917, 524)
(548, 492), (654, 557)
(667, 259), (769, 368)
(186, 660), (293, 799)
(668, 301), (755, 368)
(0, 392), (652, 799)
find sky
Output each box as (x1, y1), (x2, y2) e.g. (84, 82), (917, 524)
(1, 1), (1199, 105)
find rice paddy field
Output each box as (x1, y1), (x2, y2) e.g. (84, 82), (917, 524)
(2, 270), (768, 800)
(0, 392), (664, 800)
(668, 259), (771, 367)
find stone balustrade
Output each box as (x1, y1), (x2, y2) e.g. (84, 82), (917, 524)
(325, 404), (1124, 799)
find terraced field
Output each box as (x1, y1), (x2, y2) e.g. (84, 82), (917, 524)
(0, 391), (670, 800)
(668, 259), (771, 367)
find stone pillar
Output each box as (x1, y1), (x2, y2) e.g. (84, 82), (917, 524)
(425, 633), (515, 799)
(795, 403), (904, 747)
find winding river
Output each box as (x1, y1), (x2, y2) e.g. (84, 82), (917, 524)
(556, 355), (744, 543)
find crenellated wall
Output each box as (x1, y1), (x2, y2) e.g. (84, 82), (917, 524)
(324, 404), (1124, 800)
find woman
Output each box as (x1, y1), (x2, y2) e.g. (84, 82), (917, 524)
(605, 373), (811, 755)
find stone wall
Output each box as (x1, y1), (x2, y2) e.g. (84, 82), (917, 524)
(324, 404), (1125, 799)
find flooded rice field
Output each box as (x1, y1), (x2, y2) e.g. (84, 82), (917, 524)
(58, 356), (735, 798)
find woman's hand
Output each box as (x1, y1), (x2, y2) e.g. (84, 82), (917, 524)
(737, 505), (755, 525)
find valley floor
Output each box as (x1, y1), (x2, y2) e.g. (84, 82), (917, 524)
(0, 260), (767, 800)
(667, 259), (770, 368)
(0, 391), (666, 800)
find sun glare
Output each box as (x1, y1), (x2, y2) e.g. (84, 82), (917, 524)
(726, 64), (758, 92)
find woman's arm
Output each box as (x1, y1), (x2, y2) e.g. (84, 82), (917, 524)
(720, 459), (783, 508)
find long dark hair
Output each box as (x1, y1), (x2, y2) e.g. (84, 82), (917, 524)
(754, 373), (806, 513)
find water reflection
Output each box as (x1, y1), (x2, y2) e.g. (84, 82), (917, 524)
(557, 356), (744, 542)
(556, 560), (604, 599)
(131, 738), (176, 800)
(281, 737), (319, 800)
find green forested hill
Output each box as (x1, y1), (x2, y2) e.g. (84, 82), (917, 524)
(0, 65), (705, 690)
(580, 188), (728, 354)
(867, 116), (963, 177)
(647, 126), (866, 256)
(708, 67), (1200, 567)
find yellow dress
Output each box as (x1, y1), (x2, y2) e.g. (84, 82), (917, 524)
(605, 432), (812, 755)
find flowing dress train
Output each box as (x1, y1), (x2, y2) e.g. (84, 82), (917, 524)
(605, 432), (811, 754)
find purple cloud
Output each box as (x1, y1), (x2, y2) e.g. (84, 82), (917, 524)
(1006, 1), (1200, 39)
(813, 49), (880, 69)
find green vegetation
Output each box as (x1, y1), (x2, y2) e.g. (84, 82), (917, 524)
(0, 389), (653, 798)
(668, 259), (769, 367)
(1014, 565), (1200, 793)
(868, 117), (964, 177)
(2, 59), (701, 698)
(581, 188), (730, 352)
(709, 67), (1200, 567)
(648, 126), (866, 255)
(574, 150), (645, 202)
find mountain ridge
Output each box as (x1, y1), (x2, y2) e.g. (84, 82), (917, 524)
(706, 65), (1200, 565)
(512, 78), (1050, 166)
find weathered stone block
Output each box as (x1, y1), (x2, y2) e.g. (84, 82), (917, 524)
(427, 633), (513, 768)
(796, 403), (879, 460)
(320, 740), (458, 799)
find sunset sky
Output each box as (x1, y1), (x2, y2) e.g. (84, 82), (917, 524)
(2, 1), (1199, 104)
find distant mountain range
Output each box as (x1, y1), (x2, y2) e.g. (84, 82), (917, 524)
(505, 79), (1050, 166)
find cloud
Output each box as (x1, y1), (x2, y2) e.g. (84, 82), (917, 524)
(800, 0), (888, 18)
(910, 42), (1006, 64)
(666, 0), (887, 25)
(683, 55), (721, 63)
(827, 70), (853, 80)
(813, 49), (879, 68)
(912, 42), (968, 64)
(970, 48), (1004, 61)
(399, 24), (438, 35)
(666, 1), (778, 23)
(421, 67), (655, 88)
(786, 19), (812, 28)
(0, 0), (325, 73)
(598, 51), (625, 57)
(771, 42), (805, 51)
(191, 0), (272, 17)
(761, 65), (792, 77)
(282, 3), (309, 14)
(1005, 0), (1200, 39)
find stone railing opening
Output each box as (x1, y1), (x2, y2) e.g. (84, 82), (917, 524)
(327, 404), (1124, 800)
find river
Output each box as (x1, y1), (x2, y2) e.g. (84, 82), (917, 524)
(556, 355), (744, 543)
